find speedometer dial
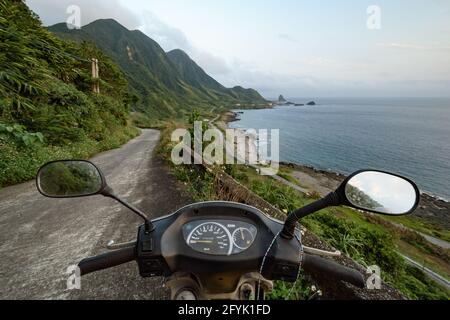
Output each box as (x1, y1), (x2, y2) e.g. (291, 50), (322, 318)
(186, 222), (232, 255)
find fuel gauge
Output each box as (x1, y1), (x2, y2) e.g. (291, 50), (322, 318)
(232, 227), (255, 250)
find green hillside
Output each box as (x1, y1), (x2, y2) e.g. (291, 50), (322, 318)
(49, 20), (267, 120)
(0, 1), (138, 187)
(167, 49), (267, 104)
(167, 49), (227, 95)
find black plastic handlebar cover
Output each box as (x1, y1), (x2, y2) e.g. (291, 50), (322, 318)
(302, 253), (366, 288)
(78, 246), (136, 276)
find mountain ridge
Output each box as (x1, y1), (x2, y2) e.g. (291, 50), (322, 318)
(48, 19), (267, 119)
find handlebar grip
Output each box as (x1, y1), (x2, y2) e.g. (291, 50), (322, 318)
(302, 253), (366, 288)
(78, 246), (136, 276)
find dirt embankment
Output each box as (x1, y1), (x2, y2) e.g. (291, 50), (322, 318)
(221, 110), (241, 124)
(415, 194), (450, 229)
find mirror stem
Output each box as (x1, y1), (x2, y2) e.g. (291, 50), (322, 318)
(281, 192), (340, 239)
(104, 190), (155, 233)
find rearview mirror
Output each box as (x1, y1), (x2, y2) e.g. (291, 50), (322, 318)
(36, 160), (106, 198)
(281, 169), (421, 239)
(341, 170), (420, 215)
(36, 160), (154, 231)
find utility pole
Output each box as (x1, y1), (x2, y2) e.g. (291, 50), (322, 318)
(91, 58), (100, 94)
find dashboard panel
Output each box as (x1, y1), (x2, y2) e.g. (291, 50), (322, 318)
(182, 220), (257, 256)
(140, 201), (303, 285)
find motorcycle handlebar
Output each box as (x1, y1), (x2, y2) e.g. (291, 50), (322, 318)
(78, 245), (136, 276)
(302, 253), (366, 288)
(76, 243), (366, 289)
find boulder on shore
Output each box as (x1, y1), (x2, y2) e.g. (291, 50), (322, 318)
(306, 101), (316, 106)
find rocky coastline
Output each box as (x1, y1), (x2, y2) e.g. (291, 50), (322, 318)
(222, 110), (450, 229)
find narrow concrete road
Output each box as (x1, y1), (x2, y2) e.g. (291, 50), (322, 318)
(0, 129), (191, 299)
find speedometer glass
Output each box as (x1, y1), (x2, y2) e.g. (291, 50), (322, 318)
(186, 222), (232, 255)
(183, 220), (257, 256)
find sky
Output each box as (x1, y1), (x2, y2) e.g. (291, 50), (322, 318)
(26, 0), (450, 99)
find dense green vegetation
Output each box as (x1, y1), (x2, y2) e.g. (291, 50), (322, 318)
(0, 1), (139, 188)
(167, 49), (266, 104)
(48, 19), (268, 124)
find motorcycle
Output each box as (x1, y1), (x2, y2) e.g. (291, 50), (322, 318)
(36, 160), (420, 300)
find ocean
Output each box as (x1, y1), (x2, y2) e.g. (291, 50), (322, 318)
(229, 97), (450, 200)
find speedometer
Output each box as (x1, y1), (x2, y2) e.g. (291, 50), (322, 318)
(186, 222), (232, 255)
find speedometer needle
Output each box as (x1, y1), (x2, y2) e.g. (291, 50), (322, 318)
(190, 240), (213, 244)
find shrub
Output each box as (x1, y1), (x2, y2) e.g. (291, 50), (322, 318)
(0, 122), (44, 147)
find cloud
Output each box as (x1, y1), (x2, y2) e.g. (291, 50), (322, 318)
(278, 33), (298, 43)
(139, 11), (231, 76)
(139, 11), (189, 51)
(192, 51), (231, 75)
(25, 1), (450, 98)
(377, 42), (450, 51)
(26, 0), (141, 29)
(213, 61), (325, 98)
(27, 1), (231, 77)
(302, 57), (337, 67)
(22, 1), (397, 97)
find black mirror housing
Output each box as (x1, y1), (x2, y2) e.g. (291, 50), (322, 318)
(36, 160), (155, 232)
(336, 169), (420, 216)
(36, 160), (108, 199)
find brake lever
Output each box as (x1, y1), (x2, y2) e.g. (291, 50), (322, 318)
(106, 240), (137, 250)
(303, 246), (341, 257)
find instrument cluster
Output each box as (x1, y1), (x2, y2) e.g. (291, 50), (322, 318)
(182, 220), (258, 256)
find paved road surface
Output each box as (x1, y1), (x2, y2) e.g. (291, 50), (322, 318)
(390, 221), (450, 249)
(399, 254), (450, 290)
(0, 129), (191, 299)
